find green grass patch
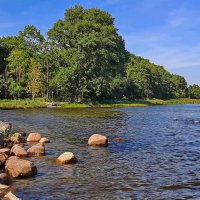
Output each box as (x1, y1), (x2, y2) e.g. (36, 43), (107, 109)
(0, 98), (199, 110)
(148, 98), (200, 105)
(59, 103), (88, 108)
(0, 99), (47, 110)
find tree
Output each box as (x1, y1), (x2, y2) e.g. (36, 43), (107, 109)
(27, 59), (42, 99)
(48, 5), (128, 102)
(189, 84), (200, 99)
(127, 60), (153, 99)
(6, 50), (29, 99)
(170, 75), (187, 98)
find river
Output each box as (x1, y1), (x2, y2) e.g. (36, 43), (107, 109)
(0, 105), (200, 200)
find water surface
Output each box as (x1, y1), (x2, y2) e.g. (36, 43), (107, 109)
(0, 105), (200, 200)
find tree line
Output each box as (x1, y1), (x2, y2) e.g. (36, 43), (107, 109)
(0, 5), (199, 102)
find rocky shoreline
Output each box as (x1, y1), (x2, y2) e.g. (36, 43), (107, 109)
(0, 121), (113, 199)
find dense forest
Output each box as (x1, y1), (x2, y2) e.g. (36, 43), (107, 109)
(0, 5), (199, 103)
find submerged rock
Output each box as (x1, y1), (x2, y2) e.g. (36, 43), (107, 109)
(3, 191), (21, 200)
(88, 134), (108, 147)
(27, 133), (42, 143)
(0, 173), (9, 185)
(115, 138), (125, 142)
(5, 156), (37, 178)
(56, 152), (77, 164)
(27, 143), (45, 157)
(0, 184), (10, 197)
(39, 137), (50, 143)
(11, 145), (27, 158)
(0, 153), (8, 167)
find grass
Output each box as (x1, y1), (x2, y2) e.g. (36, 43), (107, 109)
(0, 99), (46, 110)
(59, 103), (88, 108)
(148, 98), (200, 105)
(0, 98), (200, 110)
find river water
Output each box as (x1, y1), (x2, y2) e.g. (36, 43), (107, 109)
(0, 105), (200, 200)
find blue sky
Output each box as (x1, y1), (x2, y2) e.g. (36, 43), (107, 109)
(0, 0), (199, 85)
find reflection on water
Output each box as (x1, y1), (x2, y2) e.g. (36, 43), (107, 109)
(0, 105), (200, 199)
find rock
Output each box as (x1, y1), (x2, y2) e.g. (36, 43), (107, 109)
(0, 122), (12, 134)
(0, 173), (9, 185)
(3, 191), (21, 200)
(46, 102), (61, 108)
(27, 143), (45, 157)
(27, 133), (42, 143)
(56, 152), (77, 164)
(0, 133), (4, 148)
(0, 149), (10, 156)
(88, 134), (108, 147)
(0, 153), (8, 167)
(39, 137), (50, 143)
(10, 133), (26, 144)
(11, 145), (27, 158)
(5, 156), (37, 178)
(115, 138), (125, 142)
(0, 184), (10, 197)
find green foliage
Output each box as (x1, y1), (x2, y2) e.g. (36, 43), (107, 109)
(0, 5), (196, 102)
(189, 84), (200, 99)
(48, 5), (128, 101)
(27, 59), (43, 99)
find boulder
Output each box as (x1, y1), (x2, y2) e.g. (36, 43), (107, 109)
(3, 192), (21, 200)
(39, 137), (50, 143)
(5, 156), (37, 178)
(88, 134), (108, 147)
(0, 133), (4, 148)
(56, 152), (77, 164)
(27, 143), (45, 157)
(115, 137), (125, 142)
(0, 173), (9, 185)
(0, 122), (12, 134)
(11, 145), (27, 158)
(0, 153), (8, 167)
(0, 149), (10, 156)
(10, 133), (25, 144)
(0, 184), (10, 197)
(27, 133), (41, 143)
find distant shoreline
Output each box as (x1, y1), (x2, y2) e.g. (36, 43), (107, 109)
(0, 98), (200, 110)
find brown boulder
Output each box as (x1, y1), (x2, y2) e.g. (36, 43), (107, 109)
(11, 145), (27, 158)
(0, 149), (10, 156)
(3, 191), (21, 200)
(39, 137), (50, 143)
(10, 133), (25, 144)
(27, 133), (41, 143)
(0, 153), (8, 167)
(88, 134), (108, 147)
(27, 143), (45, 157)
(5, 156), (37, 178)
(56, 152), (77, 164)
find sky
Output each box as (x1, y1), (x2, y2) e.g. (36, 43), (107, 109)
(0, 0), (199, 85)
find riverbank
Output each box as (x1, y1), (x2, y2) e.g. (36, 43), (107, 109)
(0, 99), (46, 110)
(0, 98), (200, 110)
